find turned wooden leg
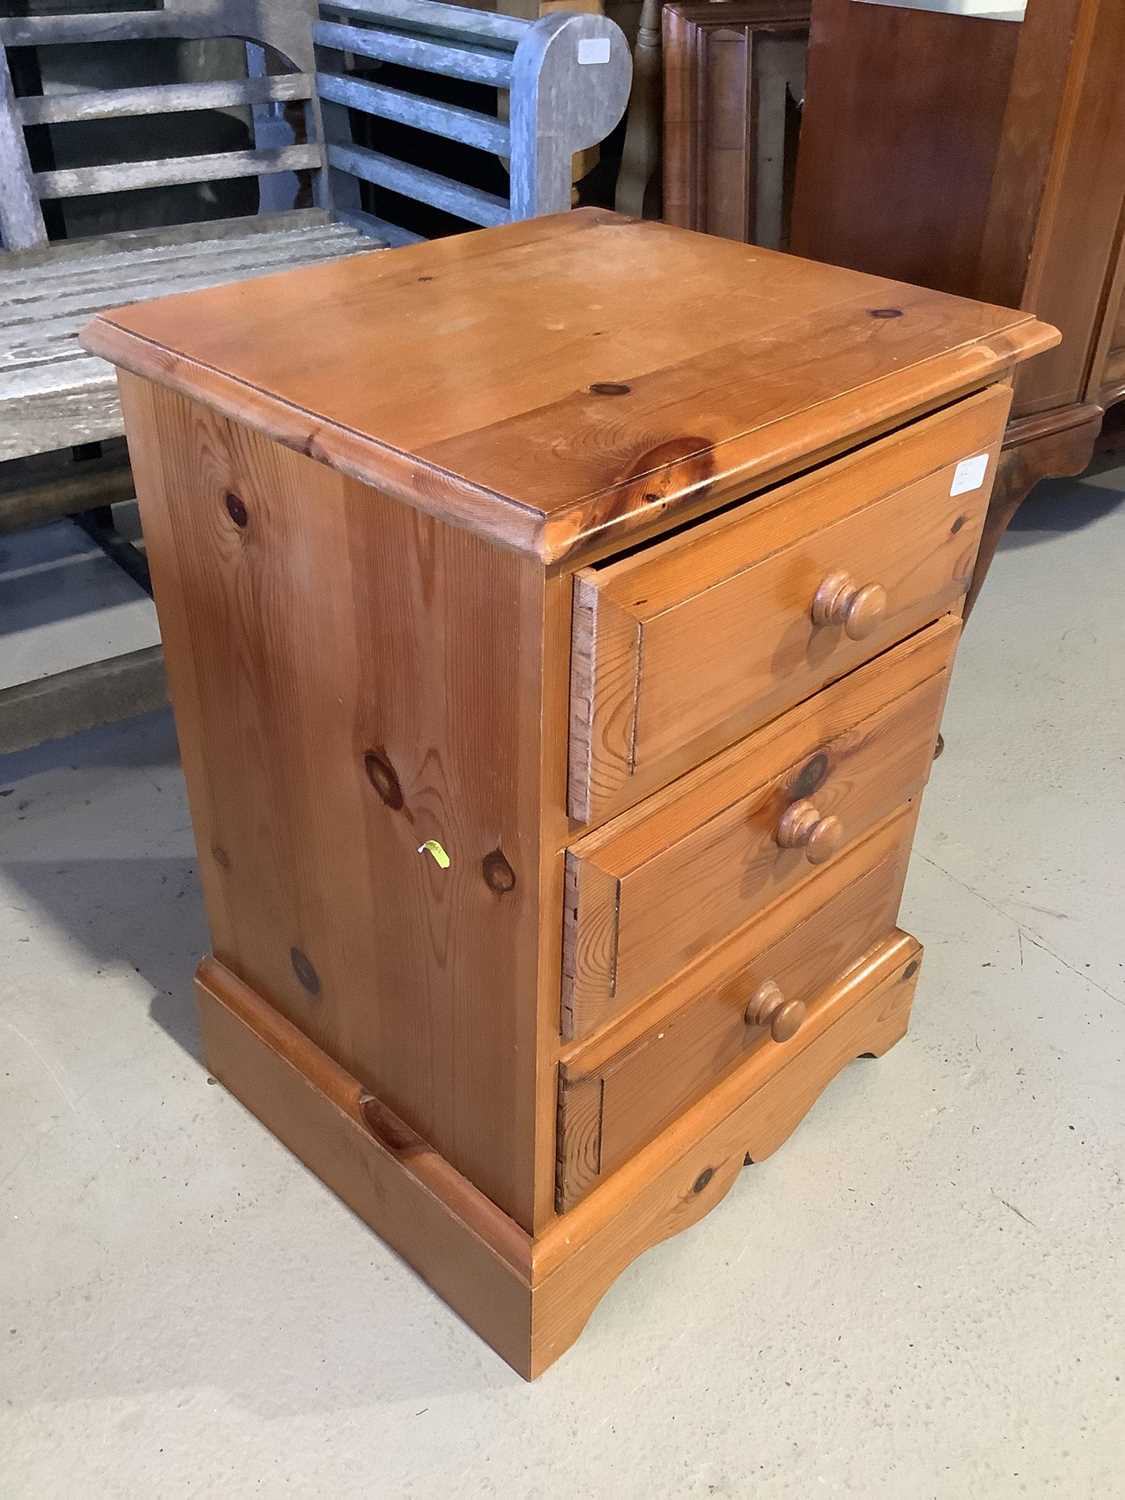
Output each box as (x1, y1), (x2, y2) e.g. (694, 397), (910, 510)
(964, 403), (1102, 622)
(616, 0), (663, 216)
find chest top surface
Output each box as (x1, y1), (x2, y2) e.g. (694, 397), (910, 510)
(82, 210), (1057, 563)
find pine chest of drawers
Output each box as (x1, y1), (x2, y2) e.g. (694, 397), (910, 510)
(84, 210), (1056, 1378)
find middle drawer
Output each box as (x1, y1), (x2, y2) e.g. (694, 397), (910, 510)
(561, 614), (958, 1041)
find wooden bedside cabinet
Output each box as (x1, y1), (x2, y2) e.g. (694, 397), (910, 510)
(83, 210), (1056, 1378)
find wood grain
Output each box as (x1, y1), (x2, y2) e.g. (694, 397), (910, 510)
(0, 42), (45, 250)
(195, 923), (920, 1378)
(81, 212), (1057, 564)
(568, 386), (1006, 824)
(195, 957), (539, 1377)
(563, 628), (954, 1034)
(557, 804), (915, 1207)
(789, 0), (1125, 619)
(1000, 0), (1125, 416)
(2, 217), (378, 463)
(663, 0), (809, 245)
(91, 207), (1063, 1376)
(34, 146), (322, 203)
(791, 0), (1019, 298)
(16, 73), (314, 127)
(119, 374), (549, 1230)
(792, 0), (1125, 418)
(533, 933), (922, 1373)
(562, 801), (917, 1074)
(1088, 218), (1125, 407)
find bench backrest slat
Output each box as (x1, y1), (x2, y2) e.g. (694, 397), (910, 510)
(0, 1), (314, 67)
(1, 0), (319, 250)
(18, 74), (314, 128)
(1, 0), (631, 253)
(35, 145), (324, 203)
(326, 140), (509, 227)
(315, 19), (514, 88)
(314, 6), (631, 238)
(324, 0), (529, 49)
(317, 71), (508, 155)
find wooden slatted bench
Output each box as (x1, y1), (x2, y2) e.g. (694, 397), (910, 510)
(0, 0), (631, 751)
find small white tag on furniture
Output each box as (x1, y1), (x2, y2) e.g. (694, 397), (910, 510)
(950, 453), (990, 496)
(578, 37), (611, 63)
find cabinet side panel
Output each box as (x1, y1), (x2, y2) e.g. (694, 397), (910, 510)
(1011, 0), (1125, 413)
(791, 0), (1017, 298)
(120, 375), (546, 1229)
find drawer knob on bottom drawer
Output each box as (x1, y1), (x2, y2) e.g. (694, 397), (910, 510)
(811, 571), (888, 639)
(776, 799), (845, 864)
(744, 980), (806, 1043)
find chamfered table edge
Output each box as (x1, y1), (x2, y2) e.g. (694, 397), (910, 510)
(81, 306), (1058, 568)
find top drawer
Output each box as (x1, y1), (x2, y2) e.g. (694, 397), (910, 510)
(568, 384), (1010, 824)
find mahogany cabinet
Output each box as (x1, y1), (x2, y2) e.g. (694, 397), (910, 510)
(84, 211), (1055, 1376)
(792, 0), (1125, 615)
(662, 0), (809, 246)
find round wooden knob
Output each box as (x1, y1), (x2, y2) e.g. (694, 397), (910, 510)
(744, 980), (806, 1042)
(811, 571), (888, 640)
(776, 799), (844, 864)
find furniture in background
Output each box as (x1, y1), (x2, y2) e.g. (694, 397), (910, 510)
(0, 0), (630, 752)
(1, 0), (362, 752)
(791, 0), (1125, 618)
(85, 208), (1055, 1376)
(315, 0), (629, 240)
(618, 0), (808, 229)
(614, 0), (663, 213)
(493, 0), (613, 201)
(663, 0), (808, 245)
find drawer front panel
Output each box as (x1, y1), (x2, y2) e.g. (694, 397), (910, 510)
(562, 616), (957, 1041)
(557, 808), (916, 1210)
(568, 384), (1010, 825)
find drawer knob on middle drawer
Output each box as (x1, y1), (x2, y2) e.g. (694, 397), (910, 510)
(744, 980), (806, 1043)
(811, 570), (888, 640)
(776, 798), (845, 864)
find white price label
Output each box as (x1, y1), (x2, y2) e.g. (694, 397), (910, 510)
(950, 453), (989, 496)
(578, 37), (611, 64)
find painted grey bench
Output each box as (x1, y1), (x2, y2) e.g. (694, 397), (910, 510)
(0, 0), (630, 751)
(1, 0), (631, 464)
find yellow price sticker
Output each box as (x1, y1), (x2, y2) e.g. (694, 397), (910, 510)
(417, 839), (451, 869)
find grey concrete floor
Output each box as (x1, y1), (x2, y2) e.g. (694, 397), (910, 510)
(0, 518), (158, 692)
(1, 468), (1123, 1498)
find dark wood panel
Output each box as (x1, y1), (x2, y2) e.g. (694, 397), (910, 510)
(973, 0), (1087, 311)
(1008, 0), (1125, 412)
(663, 1), (808, 245)
(791, 0), (1018, 299)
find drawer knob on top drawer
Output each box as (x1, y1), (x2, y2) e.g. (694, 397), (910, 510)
(811, 570), (888, 640)
(776, 799), (845, 864)
(744, 980), (806, 1043)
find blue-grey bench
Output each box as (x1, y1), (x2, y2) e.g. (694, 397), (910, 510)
(1, 0), (631, 462)
(0, 0), (629, 750)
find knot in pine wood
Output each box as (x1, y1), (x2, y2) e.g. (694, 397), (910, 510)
(364, 748), (404, 810)
(790, 750), (830, 801)
(224, 492), (248, 527)
(482, 848), (516, 895)
(290, 946), (321, 997)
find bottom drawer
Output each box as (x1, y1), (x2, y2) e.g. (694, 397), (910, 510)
(556, 805), (917, 1210)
